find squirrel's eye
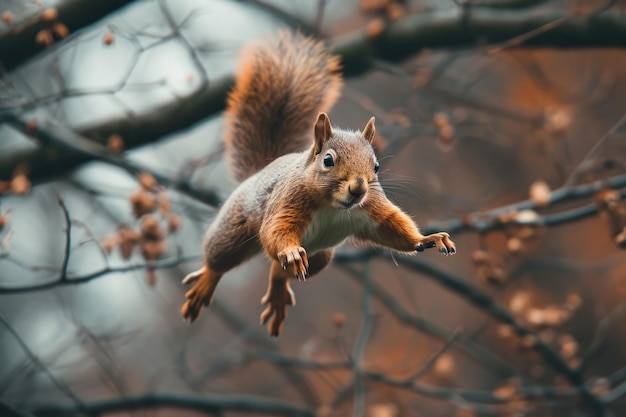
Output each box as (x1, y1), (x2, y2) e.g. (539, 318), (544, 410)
(374, 161), (380, 173)
(323, 154), (334, 168)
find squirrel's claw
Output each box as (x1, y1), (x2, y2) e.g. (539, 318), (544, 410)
(181, 267), (205, 285)
(277, 246), (309, 280)
(416, 232), (456, 256)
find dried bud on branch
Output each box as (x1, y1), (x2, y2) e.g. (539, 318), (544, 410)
(140, 215), (163, 241)
(101, 235), (118, 253)
(590, 377), (610, 397)
(433, 353), (454, 377)
(365, 18), (385, 39)
(103, 31), (115, 45)
(138, 172), (157, 191)
(493, 377), (522, 400)
(2, 10), (13, 24)
(107, 134), (124, 153)
(52, 22), (69, 39)
(167, 213), (181, 233)
(41, 8), (58, 22)
(386, 3), (405, 21)
(129, 190), (157, 218)
(117, 226), (140, 259)
(360, 0), (391, 13)
(11, 174), (31, 195)
(332, 312), (346, 328)
(509, 291), (530, 314)
(35, 29), (53, 47)
(529, 180), (551, 206)
(472, 250), (506, 285)
(596, 190), (626, 248)
(0, 181), (10, 194)
(158, 191), (170, 214)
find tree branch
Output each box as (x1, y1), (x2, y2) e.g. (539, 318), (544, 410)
(336, 263), (516, 377)
(2, 7), (626, 182)
(4, 113), (222, 206)
(56, 194), (71, 281)
(422, 173), (626, 235)
(29, 392), (316, 417)
(333, 250), (604, 411)
(0, 254), (199, 294)
(0, 0), (135, 71)
(0, 314), (85, 408)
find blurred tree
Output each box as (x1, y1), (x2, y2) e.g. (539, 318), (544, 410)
(1, 0), (626, 416)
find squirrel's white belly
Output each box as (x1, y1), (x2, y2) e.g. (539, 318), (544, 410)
(301, 205), (373, 254)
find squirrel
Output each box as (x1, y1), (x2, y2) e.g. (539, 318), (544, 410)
(181, 32), (456, 336)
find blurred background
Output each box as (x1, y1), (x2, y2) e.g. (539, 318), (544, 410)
(1, 0), (626, 416)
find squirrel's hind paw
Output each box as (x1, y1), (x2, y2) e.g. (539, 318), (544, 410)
(260, 280), (295, 336)
(181, 288), (210, 322)
(180, 267), (219, 322)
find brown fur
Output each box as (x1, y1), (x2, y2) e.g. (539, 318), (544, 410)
(224, 31), (342, 183)
(181, 34), (455, 336)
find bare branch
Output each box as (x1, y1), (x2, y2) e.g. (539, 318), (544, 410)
(29, 392), (316, 417)
(333, 250), (603, 410)
(422, 173), (626, 235)
(56, 193), (71, 281)
(0, 254), (200, 294)
(3, 8), (626, 182)
(0, 0), (135, 71)
(4, 113), (222, 207)
(352, 262), (374, 417)
(0, 314), (84, 408)
(336, 263), (516, 377)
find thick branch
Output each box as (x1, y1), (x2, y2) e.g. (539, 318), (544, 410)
(5, 113), (222, 206)
(29, 393), (315, 417)
(2, 8), (626, 182)
(468, 0), (550, 8)
(422, 173), (626, 235)
(0, 0), (135, 71)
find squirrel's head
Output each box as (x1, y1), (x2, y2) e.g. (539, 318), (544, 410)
(310, 112), (379, 209)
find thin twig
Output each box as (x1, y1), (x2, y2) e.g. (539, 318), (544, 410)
(0, 314), (85, 409)
(28, 392), (316, 417)
(56, 193), (71, 281)
(352, 261), (374, 417)
(333, 250), (604, 412)
(0, 254), (200, 294)
(564, 112), (626, 187)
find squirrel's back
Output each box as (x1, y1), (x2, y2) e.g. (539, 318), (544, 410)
(224, 32), (342, 182)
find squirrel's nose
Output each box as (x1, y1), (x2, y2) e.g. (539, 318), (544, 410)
(348, 179), (367, 197)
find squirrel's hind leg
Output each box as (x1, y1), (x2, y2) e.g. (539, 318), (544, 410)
(260, 249), (334, 336)
(181, 266), (223, 322)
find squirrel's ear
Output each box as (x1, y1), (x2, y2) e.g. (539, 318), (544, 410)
(361, 117), (376, 144)
(314, 112), (333, 154)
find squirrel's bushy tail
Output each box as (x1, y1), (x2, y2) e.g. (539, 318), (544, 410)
(224, 31), (342, 182)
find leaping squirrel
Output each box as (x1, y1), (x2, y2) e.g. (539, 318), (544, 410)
(181, 32), (456, 336)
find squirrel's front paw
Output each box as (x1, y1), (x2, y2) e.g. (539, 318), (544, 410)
(416, 232), (456, 256)
(277, 247), (309, 281)
(260, 281), (295, 337)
